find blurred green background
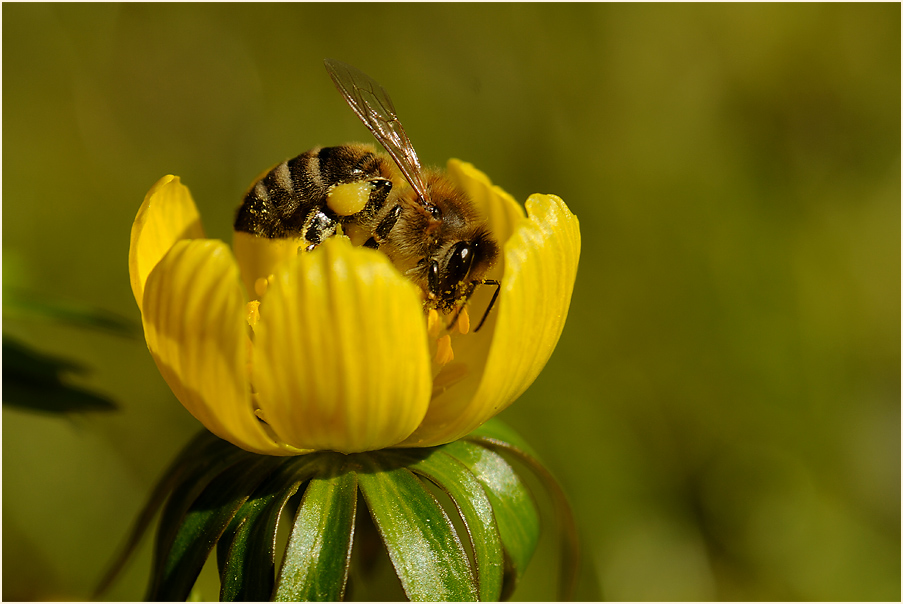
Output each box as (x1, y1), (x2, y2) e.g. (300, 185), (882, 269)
(3, 3), (899, 601)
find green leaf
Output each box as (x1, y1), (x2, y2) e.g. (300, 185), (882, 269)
(149, 435), (244, 595)
(357, 453), (478, 602)
(393, 447), (504, 602)
(466, 417), (541, 461)
(274, 454), (358, 602)
(3, 289), (141, 337)
(94, 431), (223, 598)
(465, 422), (580, 602)
(2, 336), (117, 413)
(219, 455), (321, 601)
(443, 440), (540, 600)
(147, 441), (270, 600)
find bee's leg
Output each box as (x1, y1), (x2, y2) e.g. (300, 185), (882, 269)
(444, 279), (500, 333)
(473, 280), (501, 332)
(363, 203), (402, 249)
(368, 178), (393, 208)
(304, 210), (338, 252)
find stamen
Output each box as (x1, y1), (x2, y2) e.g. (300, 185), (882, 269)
(457, 307), (471, 335)
(254, 277), (269, 298)
(434, 334), (454, 365)
(246, 300), (260, 329)
(427, 308), (441, 338)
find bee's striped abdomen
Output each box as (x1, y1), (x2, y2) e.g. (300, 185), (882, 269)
(233, 145), (388, 240)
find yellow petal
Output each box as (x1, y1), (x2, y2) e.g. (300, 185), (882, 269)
(447, 159), (526, 245)
(252, 237), (432, 453)
(129, 176), (205, 313)
(232, 231), (306, 302)
(404, 193), (581, 446)
(142, 238), (298, 455)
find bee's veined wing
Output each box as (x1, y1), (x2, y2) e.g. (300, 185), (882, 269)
(324, 59), (432, 208)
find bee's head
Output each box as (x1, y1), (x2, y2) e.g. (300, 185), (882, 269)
(428, 228), (498, 308)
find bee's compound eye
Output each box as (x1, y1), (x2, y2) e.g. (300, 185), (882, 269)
(428, 259), (440, 295)
(446, 241), (475, 285)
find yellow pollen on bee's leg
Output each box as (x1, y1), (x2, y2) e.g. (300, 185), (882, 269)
(327, 181), (371, 216)
(456, 307), (471, 335)
(435, 334), (454, 365)
(427, 308), (441, 339)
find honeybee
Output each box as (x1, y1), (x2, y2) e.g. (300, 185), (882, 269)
(234, 59), (500, 330)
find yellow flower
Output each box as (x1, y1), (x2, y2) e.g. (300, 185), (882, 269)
(129, 160), (580, 455)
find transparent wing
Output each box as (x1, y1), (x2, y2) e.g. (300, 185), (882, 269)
(324, 58), (432, 207)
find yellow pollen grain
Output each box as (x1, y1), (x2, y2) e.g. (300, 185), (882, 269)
(427, 308), (441, 338)
(456, 307), (471, 335)
(435, 334), (454, 365)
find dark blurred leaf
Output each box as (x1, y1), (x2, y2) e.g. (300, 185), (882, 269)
(4, 288), (141, 338)
(2, 335), (117, 413)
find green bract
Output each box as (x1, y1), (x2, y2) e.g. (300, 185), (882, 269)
(97, 420), (577, 601)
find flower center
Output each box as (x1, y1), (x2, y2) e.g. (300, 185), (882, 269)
(426, 305), (476, 400)
(427, 306), (470, 366)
